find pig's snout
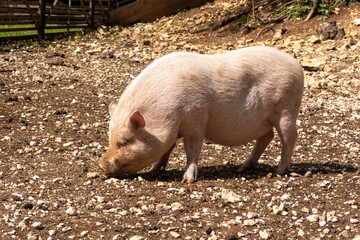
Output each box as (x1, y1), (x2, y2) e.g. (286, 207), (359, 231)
(98, 162), (110, 176)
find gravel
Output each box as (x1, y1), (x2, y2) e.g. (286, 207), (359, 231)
(1, 0), (360, 239)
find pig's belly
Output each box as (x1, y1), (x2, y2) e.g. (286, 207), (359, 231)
(204, 115), (273, 146)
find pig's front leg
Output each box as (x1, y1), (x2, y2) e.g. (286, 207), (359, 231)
(150, 144), (176, 172)
(182, 133), (204, 183)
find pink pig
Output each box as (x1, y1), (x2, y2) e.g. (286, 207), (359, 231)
(99, 46), (304, 183)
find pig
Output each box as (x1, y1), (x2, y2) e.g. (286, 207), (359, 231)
(99, 46), (304, 183)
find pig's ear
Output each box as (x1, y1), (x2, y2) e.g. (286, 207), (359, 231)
(129, 111), (145, 131)
(109, 101), (118, 116)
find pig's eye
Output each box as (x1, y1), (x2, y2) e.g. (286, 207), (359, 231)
(116, 136), (130, 148)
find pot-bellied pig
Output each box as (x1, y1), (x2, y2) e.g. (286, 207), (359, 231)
(99, 46), (304, 183)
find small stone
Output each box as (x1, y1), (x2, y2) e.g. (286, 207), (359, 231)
(170, 231), (181, 238)
(352, 235), (360, 240)
(113, 234), (120, 240)
(221, 189), (241, 203)
(319, 220), (327, 227)
(259, 230), (270, 239)
(171, 202), (182, 210)
(129, 235), (143, 240)
(304, 171), (312, 178)
(49, 230), (56, 236)
(340, 230), (349, 238)
(307, 214), (319, 222)
(344, 200), (356, 205)
(87, 172), (100, 179)
(27, 232), (37, 240)
(65, 207), (76, 216)
(247, 212), (258, 219)
(320, 180), (331, 187)
(309, 35), (321, 44)
(80, 231), (88, 236)
(298, 229), (305, 237)
(350, 218), (359, 224)
(32, 222), (44, 230)
(243, 219), (256, 226)
(280, 193), (290, 200)
(349, 147), (360, 153)
(272, 203), (284, 215)
(208, 235), (218, 240)
(353, 19), (360, 26)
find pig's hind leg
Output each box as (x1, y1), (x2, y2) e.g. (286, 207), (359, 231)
(273, 111), (299, 175)
(150, 144), (176, 172)
(239, 129), (274, 171)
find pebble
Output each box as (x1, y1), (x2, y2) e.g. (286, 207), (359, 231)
(221, 189), (242, 203)
(350, 218), (359, 224)
(32, 222), (44, 230)
(259, 230), (270, 239)
(27, 232), (37, 240)
(307, 214), (319, 222)
(298, 229), (305, 237)
(243, 219), (256, 226)
(354, 19), (360, 26)
(129, 236), (143, 240)
(65, 207), (76, 216)
(49, 230), (56, 236)
(87, 172), (100, 179)
(340, 230), (349, 237)
(170, 231), (181, 238)
(319, 220), (327, 227)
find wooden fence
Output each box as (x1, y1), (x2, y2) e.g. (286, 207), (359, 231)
(0, 0), (110, 39)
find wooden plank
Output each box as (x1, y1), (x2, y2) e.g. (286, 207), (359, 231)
(0, 26), (36, 32)
(46, 20), (87, 25)
(0, 13), (33, 19)
(46, 14), (87, 20)
(44, 24), (87, 29)
(0, 7), (37, 13)
(45, 8), (85, 15)
(0, 33), (38, 41)
(0, 20), (33, 24)
(0, 0), (39, 5)
(109, 0), (211, 25)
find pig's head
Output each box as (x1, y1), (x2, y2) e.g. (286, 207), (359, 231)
(99, 101), (162, 176)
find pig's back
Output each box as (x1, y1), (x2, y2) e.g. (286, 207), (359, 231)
(119, 47), (303, 145)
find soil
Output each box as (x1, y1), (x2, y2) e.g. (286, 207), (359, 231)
(1, 1), (360, 240)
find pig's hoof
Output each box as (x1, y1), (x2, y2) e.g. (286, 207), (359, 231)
(276, 165), (290, 175)
(238, 163), (253, 172)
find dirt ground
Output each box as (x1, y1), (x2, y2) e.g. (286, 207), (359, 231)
(1, 1), (360, 239)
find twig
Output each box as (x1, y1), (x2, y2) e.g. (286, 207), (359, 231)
(254, 25), (276, 42)
(306, 0), (320, 21)
(252, 0), (255, 22)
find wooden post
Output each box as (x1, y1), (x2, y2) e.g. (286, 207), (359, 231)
(38, 0), (46, 37)
(90, 0), (95, 29)
(67, 0), (71, 34)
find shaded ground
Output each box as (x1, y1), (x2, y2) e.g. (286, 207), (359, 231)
(1, 0), (360, 239)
